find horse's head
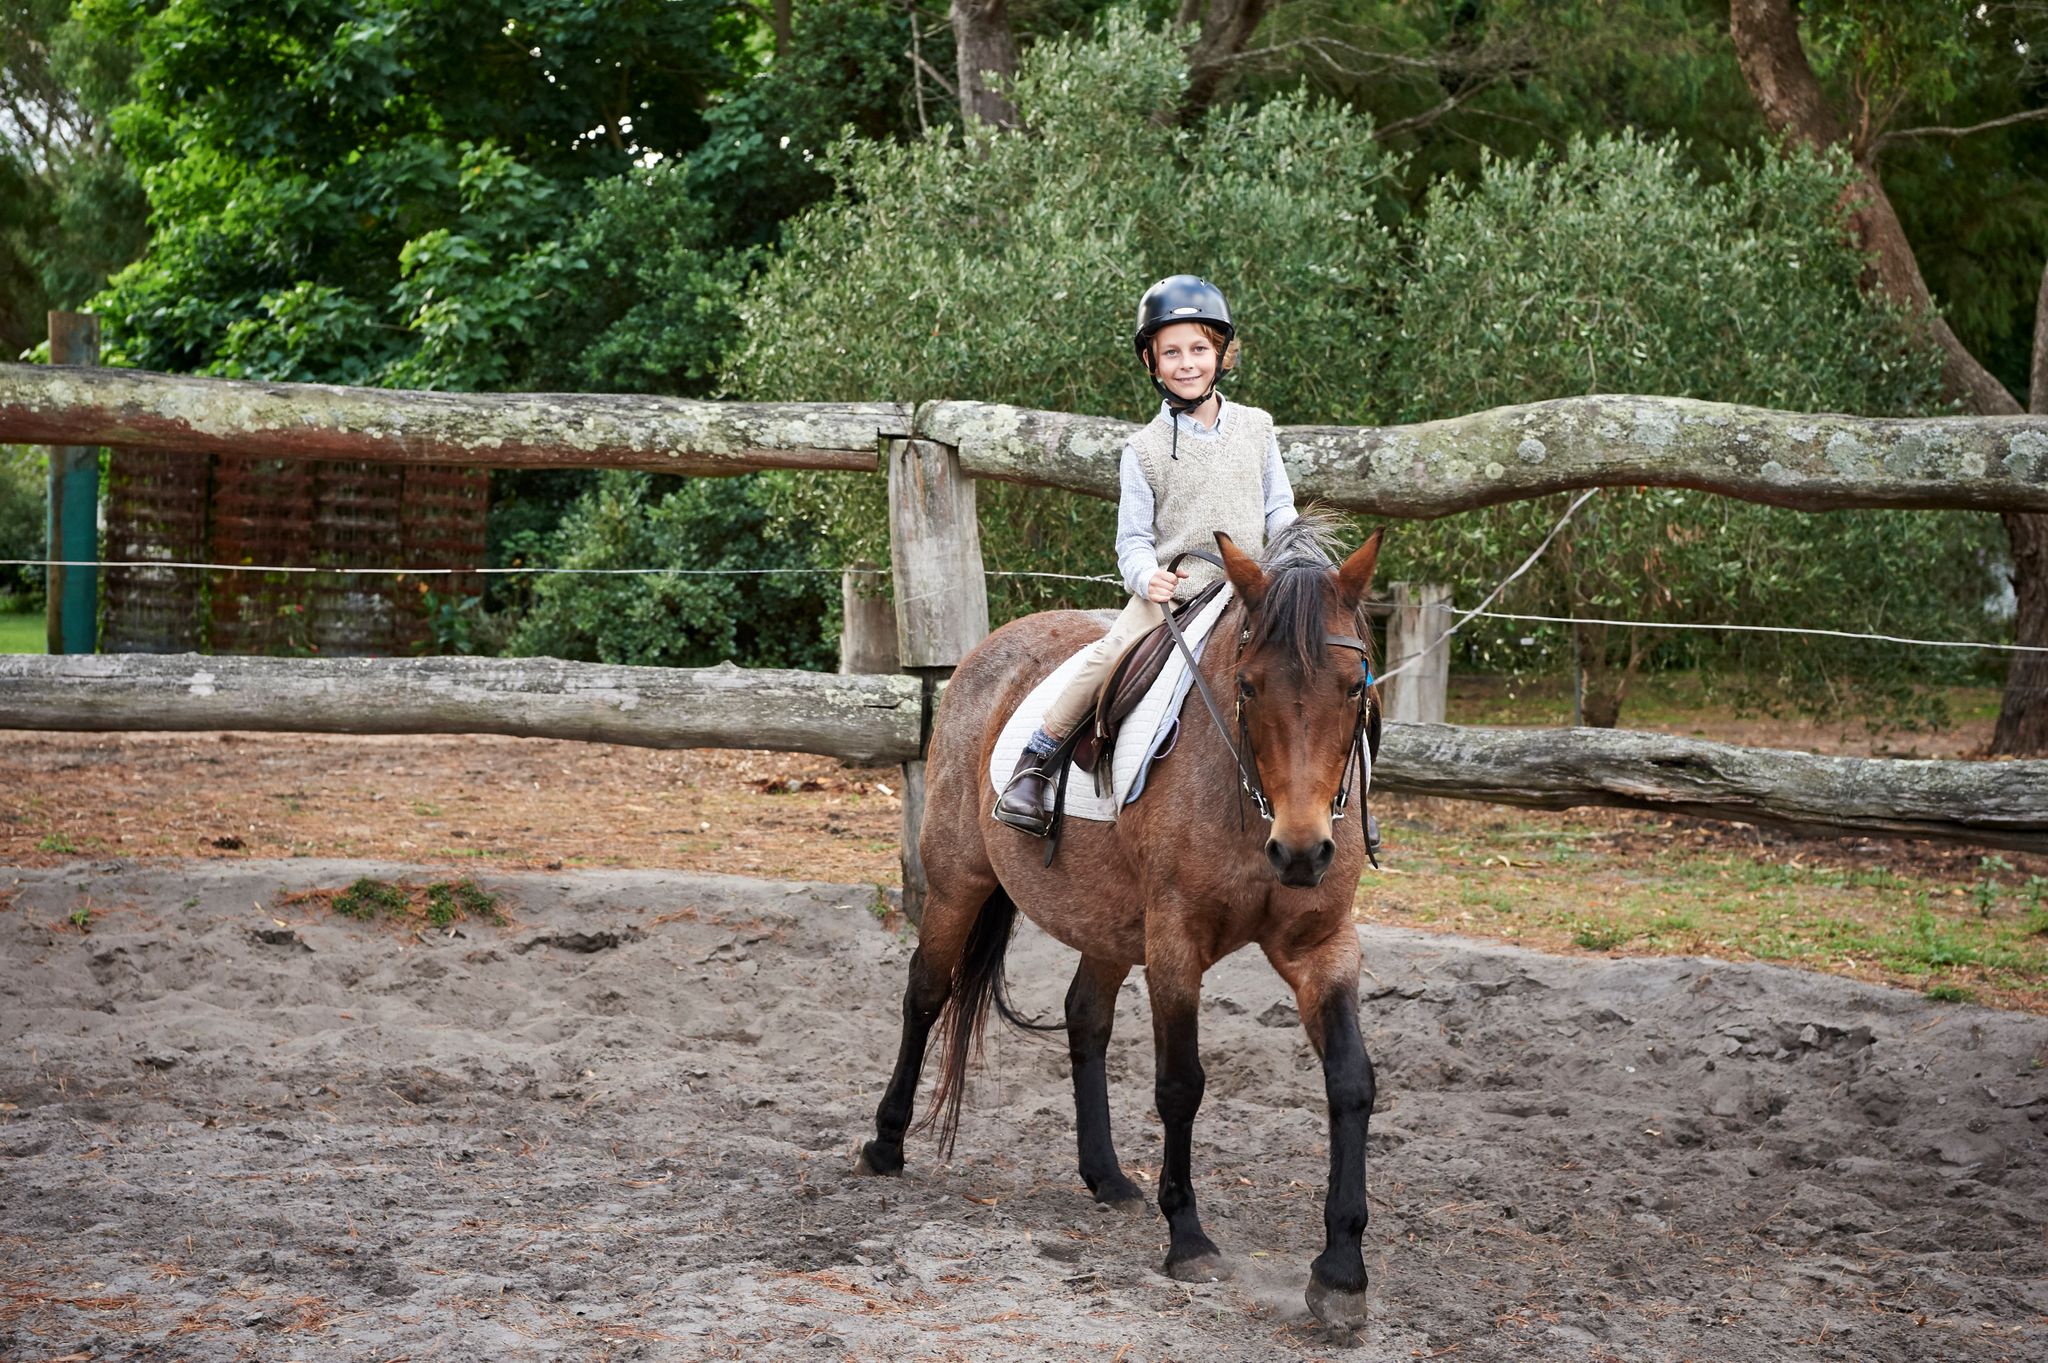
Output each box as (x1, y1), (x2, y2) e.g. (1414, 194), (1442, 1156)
(1216, 519), (1383, 888)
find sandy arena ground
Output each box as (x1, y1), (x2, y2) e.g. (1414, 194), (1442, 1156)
(2, 858), (2044, 1362)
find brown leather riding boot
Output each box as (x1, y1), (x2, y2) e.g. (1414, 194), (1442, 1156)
(993, 747), (1054, 836)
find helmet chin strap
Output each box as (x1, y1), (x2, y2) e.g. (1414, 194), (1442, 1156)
(1146, 345), (1225, 460)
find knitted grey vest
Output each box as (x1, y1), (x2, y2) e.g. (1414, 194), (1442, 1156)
(1130, 401), (1273, 598)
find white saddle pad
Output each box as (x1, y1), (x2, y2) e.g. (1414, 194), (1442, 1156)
(989, 586), (1235, 822)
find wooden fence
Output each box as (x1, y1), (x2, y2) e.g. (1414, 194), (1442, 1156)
(4, 358), (2047, 910)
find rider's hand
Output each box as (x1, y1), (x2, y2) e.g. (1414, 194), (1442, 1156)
(1145, 567), (1188, 603)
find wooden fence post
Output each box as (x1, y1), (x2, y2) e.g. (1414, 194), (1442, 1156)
(887, 438), (989, 923)
(1385, 582), (1451, 725)
(45, 313), (100, 655)
(838, 561), (899, 675)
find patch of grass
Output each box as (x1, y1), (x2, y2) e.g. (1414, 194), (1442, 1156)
(0, 613), (44, 655)
(425, 878), (501, 927)
(300, 875), (505, 928)
(1365, 815), (2048, 1012)
(332, 877), (412, 920)
(68, 905), (92, 929)
(1571, 921), (1632, 951)
(1926, 983), (1975, 1004)
(37, 831), (75, 853)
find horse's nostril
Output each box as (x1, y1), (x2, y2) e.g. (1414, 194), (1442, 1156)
(1314, 839), (1335, 871)
(1265, 838), (1286, 871)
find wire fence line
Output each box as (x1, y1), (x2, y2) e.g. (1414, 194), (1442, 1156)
(1, 558), (1120, 583)
(5, 553), (2040, 655)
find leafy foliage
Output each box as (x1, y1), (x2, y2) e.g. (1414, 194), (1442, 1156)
(1, 0), (146, 356)
(524, 163), (759, 395)
(731, 10), (1402, 619)
(0, 445), (48, 600)
(76, 0), (744, 387)
(736, 10), (1985, 726)
(506, 471), (837, 670)
(1386, 131), (1984, 726)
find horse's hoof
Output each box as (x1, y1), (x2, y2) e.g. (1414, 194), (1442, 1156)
(1090, 1173), (1147, 1209)
(854, 1140), (903, 1176)
(1305, 1277), (1370, 1330)
(1165, 1252), (1232, 1284)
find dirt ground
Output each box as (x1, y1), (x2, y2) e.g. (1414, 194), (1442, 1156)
(1, 859), (2044, 1362)
(1, 727), (2031, 886)
(6, 729), (2044, 1009)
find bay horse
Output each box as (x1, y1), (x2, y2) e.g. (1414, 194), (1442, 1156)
(856, 516), (1385, 1329)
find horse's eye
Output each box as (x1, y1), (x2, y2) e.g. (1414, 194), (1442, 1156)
(1348, 680), (1366, 699)
(1237, 677), (1255, 699)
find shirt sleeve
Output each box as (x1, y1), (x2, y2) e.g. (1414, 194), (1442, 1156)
(1115, 443), (1160, 599)
(1263, 433), (1298, 537)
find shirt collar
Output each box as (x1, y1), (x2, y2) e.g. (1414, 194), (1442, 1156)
(1159, 395), (1227, 437)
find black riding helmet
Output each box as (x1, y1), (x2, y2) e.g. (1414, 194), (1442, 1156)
(1133, 274), (1234, 411)
(1134, 274), (1235, 456)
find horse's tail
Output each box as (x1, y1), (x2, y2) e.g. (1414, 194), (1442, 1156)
(917, 885), (1061, 1160)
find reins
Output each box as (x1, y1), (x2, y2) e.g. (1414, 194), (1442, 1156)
(1159, 551), (1382, 863)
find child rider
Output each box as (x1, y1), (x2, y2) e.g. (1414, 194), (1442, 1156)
(994, 274), (1299, 835)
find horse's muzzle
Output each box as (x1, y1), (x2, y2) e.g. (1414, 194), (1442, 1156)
(1266, 835), (1335, 887)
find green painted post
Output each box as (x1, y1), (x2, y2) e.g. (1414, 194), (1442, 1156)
(45, 312), (101, 655)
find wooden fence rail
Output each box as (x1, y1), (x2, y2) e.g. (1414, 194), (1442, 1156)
(925, 396), (2048, 515)
(3, 655), (2044, 852)
(6, 364), (2048, 513)
(0, 364), (909, 476)
(0, 655), (924, 766)
(1378, 724), (2048, 854)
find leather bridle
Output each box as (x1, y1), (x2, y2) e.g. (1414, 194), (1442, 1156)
(1160, 552), (1383, 863)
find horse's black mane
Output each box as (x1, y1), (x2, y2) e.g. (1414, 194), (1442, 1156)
(1248, 511), (1372, 678)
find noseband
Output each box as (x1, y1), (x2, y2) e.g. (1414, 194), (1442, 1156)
(1160, 552), (1383, 866)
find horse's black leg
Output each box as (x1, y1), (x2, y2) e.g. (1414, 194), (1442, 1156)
(1066, 955), (1143, 1206)
(1304, 986), (1373, 1328)
(1151, 986), (1226, 1279)
(856, 944), (949, 1176)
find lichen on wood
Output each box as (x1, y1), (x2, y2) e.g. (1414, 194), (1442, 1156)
(1375, 721), (2048, 852)
(0, 654), (925, 765)
(0, 364), (912, 475)
(920, 395), (2048, 516)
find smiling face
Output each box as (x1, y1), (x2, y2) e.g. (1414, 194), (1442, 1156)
(1146, 321), (1220, 402)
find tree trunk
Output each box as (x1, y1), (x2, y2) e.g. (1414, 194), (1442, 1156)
(1178, 0), (1278, 118)
(1995, 260), (2048, 754)
(1728, 0), (2044, 753)
(772, 0), (792, 58)
(1574, 621), (1625, 728)
(949, 0), (1018, 127)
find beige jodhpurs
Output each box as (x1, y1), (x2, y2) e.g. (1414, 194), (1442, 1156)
(1040, 594), (1166, 740)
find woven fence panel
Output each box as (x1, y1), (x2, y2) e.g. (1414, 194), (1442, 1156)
(101, 448), (210, 653)
(204, 458), (488, 656)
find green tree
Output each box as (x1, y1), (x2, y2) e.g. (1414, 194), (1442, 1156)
(76, 0), (747, 388)
(735, 9), (1984, 728)
(730, 8), (1403, 620)
(1, 0), (146, 357)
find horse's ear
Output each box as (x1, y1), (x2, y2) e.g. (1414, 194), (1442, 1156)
(1335, 528), (1384, 611)
(1216, 531), (1268, 611)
